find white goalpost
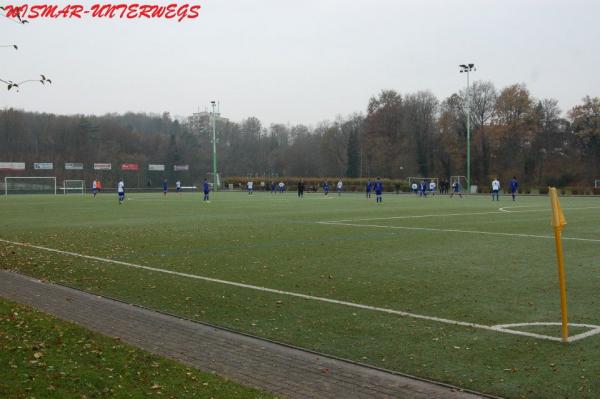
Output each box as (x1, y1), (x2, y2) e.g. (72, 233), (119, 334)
(595, 179), (600, 189)
(63, 180), (85, 195)
(4, 177), (57, 195)
(206, 172), (221, 190)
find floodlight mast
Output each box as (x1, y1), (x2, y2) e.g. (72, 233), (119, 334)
(459, 63), (476, 192)
(211, 100), (218, 190)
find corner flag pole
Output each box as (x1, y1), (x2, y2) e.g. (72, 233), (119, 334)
(549, 187), (568, 343)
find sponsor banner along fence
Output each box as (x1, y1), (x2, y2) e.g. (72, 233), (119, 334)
(0, 162), (26, 171)
(148, 164), (165, 171)
(34, 162), (54, 170)
(93, 163), (112, 171)
(174, 165), (189, 171)
(65, 162), (84, 170)
(121, 163), (140, 171)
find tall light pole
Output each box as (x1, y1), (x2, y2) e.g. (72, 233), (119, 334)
(459, 63), (475, 193)
(210, 100), (218, 190)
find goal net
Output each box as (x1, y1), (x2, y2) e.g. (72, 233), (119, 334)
(450, 176), (468, 192)
(5, 177), (57, 195)
(595, 179), (600, 189)
(206, 172), (221, 190)
(407, 177), (439, 191)
(63, 180), (85, 195)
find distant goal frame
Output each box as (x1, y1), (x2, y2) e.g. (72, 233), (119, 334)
(450, 175), (468, 193)
(4, 176), (57, 195)
(63, 179), (85, 195)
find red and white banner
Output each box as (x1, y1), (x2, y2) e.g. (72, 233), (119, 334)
(0, 162), (26, 170)
(93, 163), (112, 170)
(173, 164), (189, 171)
(121, 163), (140, 171)
(148, 164), (165, 171)
(34, 162), (54, 170)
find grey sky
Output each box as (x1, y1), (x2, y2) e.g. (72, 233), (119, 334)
(2, 0), (599, 126)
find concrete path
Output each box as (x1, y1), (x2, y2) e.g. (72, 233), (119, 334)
(0, 269), (496, 399)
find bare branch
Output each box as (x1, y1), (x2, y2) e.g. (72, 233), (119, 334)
(0, 75), (52, 91)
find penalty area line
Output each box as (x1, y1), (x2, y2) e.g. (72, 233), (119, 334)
(1, 237), (599, 343)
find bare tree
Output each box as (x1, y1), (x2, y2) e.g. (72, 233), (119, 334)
(1, 9), (52, 90)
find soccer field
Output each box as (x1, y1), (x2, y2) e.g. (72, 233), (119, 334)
(1, 191), (599, 398)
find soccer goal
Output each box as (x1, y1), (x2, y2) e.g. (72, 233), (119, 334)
(595, 179), (600, 189)
(5, 177), (57, 195)
(63, 180), (85, 195)
(450, 176), (468, 192)
(407, 177), (439, 191)
(206, 173), (221, 190)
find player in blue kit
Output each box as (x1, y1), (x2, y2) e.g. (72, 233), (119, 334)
(203, 178), (210, 202)
(374, 177), (383, 204)
(450, 181), (463, 198)
(419, 181), (427, 197)
(323, 180), (329, 196)
(162, 179), (168, 196)
(510, 177), (519, 201)
(365, 179), (372, 198)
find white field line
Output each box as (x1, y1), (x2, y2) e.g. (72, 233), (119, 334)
(317, 221), (600, 243)
(498, 206), (600, 214)
(1, 237), (599, 343)
(498, 205), (550, 213)
(325, 206), (600, 223)
(326, 211), (501, 223)
(493, 322), (600, 343)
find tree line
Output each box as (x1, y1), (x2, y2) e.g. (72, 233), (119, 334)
(0, 81), (598, 189)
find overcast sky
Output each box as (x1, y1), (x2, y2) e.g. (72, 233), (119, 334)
(2, 0), (599, 126)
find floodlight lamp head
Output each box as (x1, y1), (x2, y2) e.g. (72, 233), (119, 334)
(459, 64), (467, 68)
(468, 63), (474, 68)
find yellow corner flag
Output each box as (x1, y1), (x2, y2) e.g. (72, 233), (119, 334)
(549, 187), (567, 229)
(549, 187), (569, 342)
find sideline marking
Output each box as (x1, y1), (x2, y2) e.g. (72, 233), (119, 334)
(317, 221), (600, 243)
(325, 206), (600, 223)
(1, 237), (599, 343)
(498, 205), (600, 213)
(326, 211), (501, 223)
(498, 205), (537, 213)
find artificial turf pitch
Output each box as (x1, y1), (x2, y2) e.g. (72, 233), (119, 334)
(1, 191), (599, 398)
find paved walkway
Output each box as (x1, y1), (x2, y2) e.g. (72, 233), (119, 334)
(0, 269), (495, 399)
